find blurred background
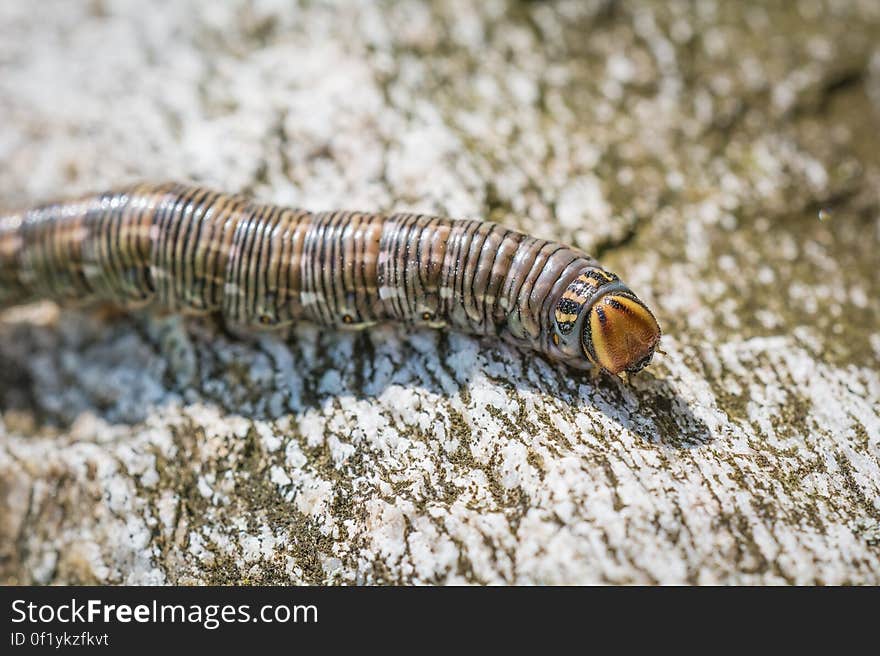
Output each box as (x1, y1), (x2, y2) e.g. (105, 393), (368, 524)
(0, 1), (878, 585)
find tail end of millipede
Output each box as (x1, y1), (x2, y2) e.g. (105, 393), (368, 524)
(0, 210), (32, 309)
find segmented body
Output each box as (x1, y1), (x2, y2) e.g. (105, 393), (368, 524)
(0, 182), (660, 372)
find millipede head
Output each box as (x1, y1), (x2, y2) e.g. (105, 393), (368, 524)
(582, 291), (661, 375)
(553, 270), (661, 375)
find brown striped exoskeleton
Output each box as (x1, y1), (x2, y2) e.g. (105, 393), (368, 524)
(0, 183), (661, 374)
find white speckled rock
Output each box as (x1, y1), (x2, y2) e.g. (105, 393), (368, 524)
(1, 0), (879, 584)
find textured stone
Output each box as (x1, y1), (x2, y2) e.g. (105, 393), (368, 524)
(1, 0), (879, 584)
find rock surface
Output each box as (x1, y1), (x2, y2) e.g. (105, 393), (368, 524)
(1, 0), (879, 584)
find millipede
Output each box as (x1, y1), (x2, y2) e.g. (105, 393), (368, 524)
(0, 182), (661, 375)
